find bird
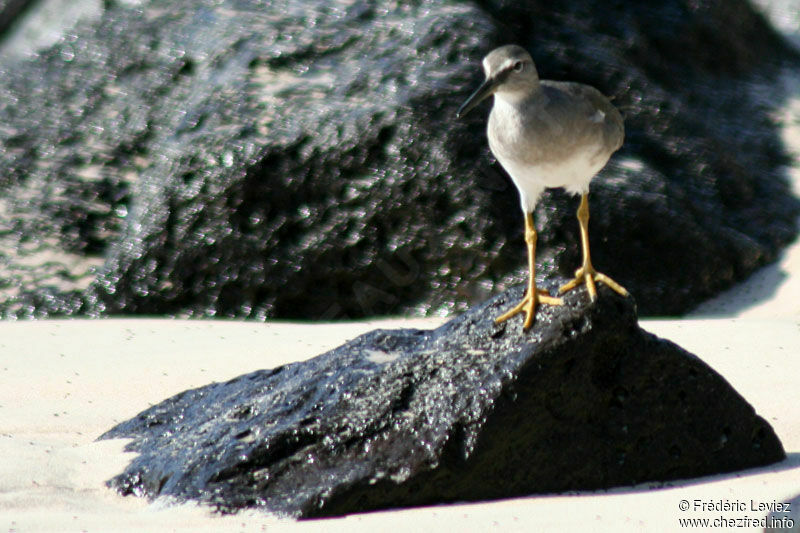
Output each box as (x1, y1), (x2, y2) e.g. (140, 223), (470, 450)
(457, 44), (628, 330)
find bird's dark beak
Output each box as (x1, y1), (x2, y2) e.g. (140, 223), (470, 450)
(457, 76), (498, 119)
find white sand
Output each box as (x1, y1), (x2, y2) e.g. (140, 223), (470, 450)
(5, 159), (800, 531)
(0, 315), (798, 532)
(5, 177), (800, 531)
(4, 50), (800, 533)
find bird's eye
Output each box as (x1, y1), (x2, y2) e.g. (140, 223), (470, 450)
(513, 61), (524, 72)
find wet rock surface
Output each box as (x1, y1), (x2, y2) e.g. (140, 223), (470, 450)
(101, 285), (785, 517)
(0, 0), (798, 320)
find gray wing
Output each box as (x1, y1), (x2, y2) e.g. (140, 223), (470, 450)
(532, 80), (624, 157)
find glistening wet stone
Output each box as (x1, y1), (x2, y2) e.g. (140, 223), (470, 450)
(101, 285), (785, 517)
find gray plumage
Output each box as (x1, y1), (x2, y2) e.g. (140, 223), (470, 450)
(457, 44), (629, 329)
(458, 44), (623, 212)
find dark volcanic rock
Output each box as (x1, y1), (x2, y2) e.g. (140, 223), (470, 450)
(0, 0), (798, 320)
(101, 285), (785, 517)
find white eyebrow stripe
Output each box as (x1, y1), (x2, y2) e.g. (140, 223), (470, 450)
(502, 58), (517, 71)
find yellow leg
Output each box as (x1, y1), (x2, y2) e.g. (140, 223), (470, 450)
(496, 212), (562, 329)
(558, 194), (628, 300)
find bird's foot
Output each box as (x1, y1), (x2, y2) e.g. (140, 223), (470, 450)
(558, 264), (628, 301)
(495, 287), (563, 330)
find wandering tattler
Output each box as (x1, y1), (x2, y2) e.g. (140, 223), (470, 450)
(458, 44), (628, 329)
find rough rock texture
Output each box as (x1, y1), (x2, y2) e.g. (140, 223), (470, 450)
(0, 1), (798, 321)
(101, 285), (785, 517)
(0, 1), (798, 320)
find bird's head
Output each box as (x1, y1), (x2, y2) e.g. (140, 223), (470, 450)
(457, 45), (540, 118)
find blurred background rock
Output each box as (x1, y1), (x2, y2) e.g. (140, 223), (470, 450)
(0, 0), (798, 320)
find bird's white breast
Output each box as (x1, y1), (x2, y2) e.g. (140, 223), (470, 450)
(496, 150), (610, 212)
(488, 95), (612, 212)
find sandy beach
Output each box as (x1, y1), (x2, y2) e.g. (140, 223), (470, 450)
(4, 135), (800, 529)
(3, 33), (800, 533)
(0, 301), (798, 532)
(4, 100), (800, 533)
